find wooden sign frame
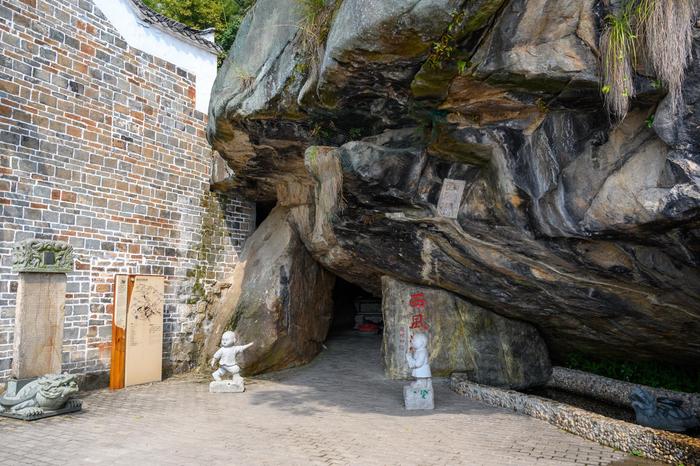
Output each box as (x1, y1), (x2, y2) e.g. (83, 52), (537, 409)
(109, 274), (164, 389)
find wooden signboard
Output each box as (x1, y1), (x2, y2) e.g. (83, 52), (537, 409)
(110, 275), (164, 389)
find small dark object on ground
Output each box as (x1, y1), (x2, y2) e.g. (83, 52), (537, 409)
(630, 387), (700, 433)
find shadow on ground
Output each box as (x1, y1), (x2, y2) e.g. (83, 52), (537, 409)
(247, 333), (522, 417)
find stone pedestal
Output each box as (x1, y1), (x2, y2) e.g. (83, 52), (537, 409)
(404, 379), (434, 410)
(209, 375), (245, 393)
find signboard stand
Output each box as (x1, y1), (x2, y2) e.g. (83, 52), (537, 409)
(109, 275), (164, 389)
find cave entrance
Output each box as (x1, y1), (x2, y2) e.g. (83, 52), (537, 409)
(328, 277), (383, 338)
(326, 276), (384, 369)
(254, 201), (275, 229)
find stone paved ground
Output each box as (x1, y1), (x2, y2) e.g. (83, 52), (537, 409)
(0, 335), (661, 466)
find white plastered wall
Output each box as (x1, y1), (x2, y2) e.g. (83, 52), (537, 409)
(92, 0), (217, 113)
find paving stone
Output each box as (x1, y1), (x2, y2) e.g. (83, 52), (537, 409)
(0, 335), (662, 466)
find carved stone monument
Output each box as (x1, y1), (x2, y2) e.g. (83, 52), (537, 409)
(209, 331), (254, 393)
(2, 240), (81, 420)
(11, 240), (73, 379)
(404, 332), (434, 410)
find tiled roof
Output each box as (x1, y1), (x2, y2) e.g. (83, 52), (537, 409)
(129, 0), (222, 54)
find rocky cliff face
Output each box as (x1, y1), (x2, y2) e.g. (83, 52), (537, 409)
(207, 0), (700, 369)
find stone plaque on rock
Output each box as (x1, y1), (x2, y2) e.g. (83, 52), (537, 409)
(436, 179), (466, 218)
(12, 239), (73, 273)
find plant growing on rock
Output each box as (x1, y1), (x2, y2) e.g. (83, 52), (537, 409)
(600, 0), (698, 120)
(639, 0), (696, 115)
(296, 0), (334, 63)
(601, 6), (636, 119)
(427, 10), (466, 69)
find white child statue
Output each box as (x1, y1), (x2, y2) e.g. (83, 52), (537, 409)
(210, 331), (254, 390)
(404, 332), (434, 409)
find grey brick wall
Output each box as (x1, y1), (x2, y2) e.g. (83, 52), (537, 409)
(0, 0), (252, 382)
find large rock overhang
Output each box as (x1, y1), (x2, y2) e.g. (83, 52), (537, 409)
(207, 0), (700, 367)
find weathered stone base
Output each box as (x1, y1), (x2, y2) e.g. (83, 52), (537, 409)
(404, 379), (434, 410)
(209, 377), (245, 393)
(450, 374), (700, 465)
(0, 399), (82, 421)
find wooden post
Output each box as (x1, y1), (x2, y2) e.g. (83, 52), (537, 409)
(109, 275), (132, 390)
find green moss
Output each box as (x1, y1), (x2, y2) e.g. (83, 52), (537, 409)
(186, 265), (207, 304)
(411, 63), (461, 100)
(410, 0), (506, 100)
(307, 146), (320, 166)
(426, 10), (466, 70)
(462, 0), (508, 32)
(187, 192), (228, 304)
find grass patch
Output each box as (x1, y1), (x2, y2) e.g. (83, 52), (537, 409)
(600, 0), (698, 119)
(427, 10), (466, 69)
(640, 0), (696, 115)
(565, 352), (700, 393)
(601, 7), (636, 119)
(296, 0), (334, 60)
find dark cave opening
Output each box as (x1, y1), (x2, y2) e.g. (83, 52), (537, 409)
(328, 277), (382, 336)
(255, 201), (276, 229)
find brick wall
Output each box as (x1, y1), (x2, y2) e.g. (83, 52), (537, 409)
(0, 0), (252, 383)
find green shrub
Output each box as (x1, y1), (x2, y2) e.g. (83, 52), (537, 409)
(564, 352), (700, 393)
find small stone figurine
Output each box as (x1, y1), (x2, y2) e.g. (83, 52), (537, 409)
(404, 332), (434, 410)
(209, 331), (254, 393)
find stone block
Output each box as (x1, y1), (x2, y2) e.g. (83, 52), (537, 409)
(12, 273), (67, 378)
(209, 377), (245, 393)
(404, 380), (434, 410)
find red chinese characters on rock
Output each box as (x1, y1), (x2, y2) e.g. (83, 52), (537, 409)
(409, 293), (426, 308)
(409, 293), (429, 331)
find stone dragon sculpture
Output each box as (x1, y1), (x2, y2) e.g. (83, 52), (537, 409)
(0, 374), (81, 417)
(630, 387), (700, 433)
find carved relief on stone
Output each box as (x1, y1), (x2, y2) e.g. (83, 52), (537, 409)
(12, 239), (74, 273)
